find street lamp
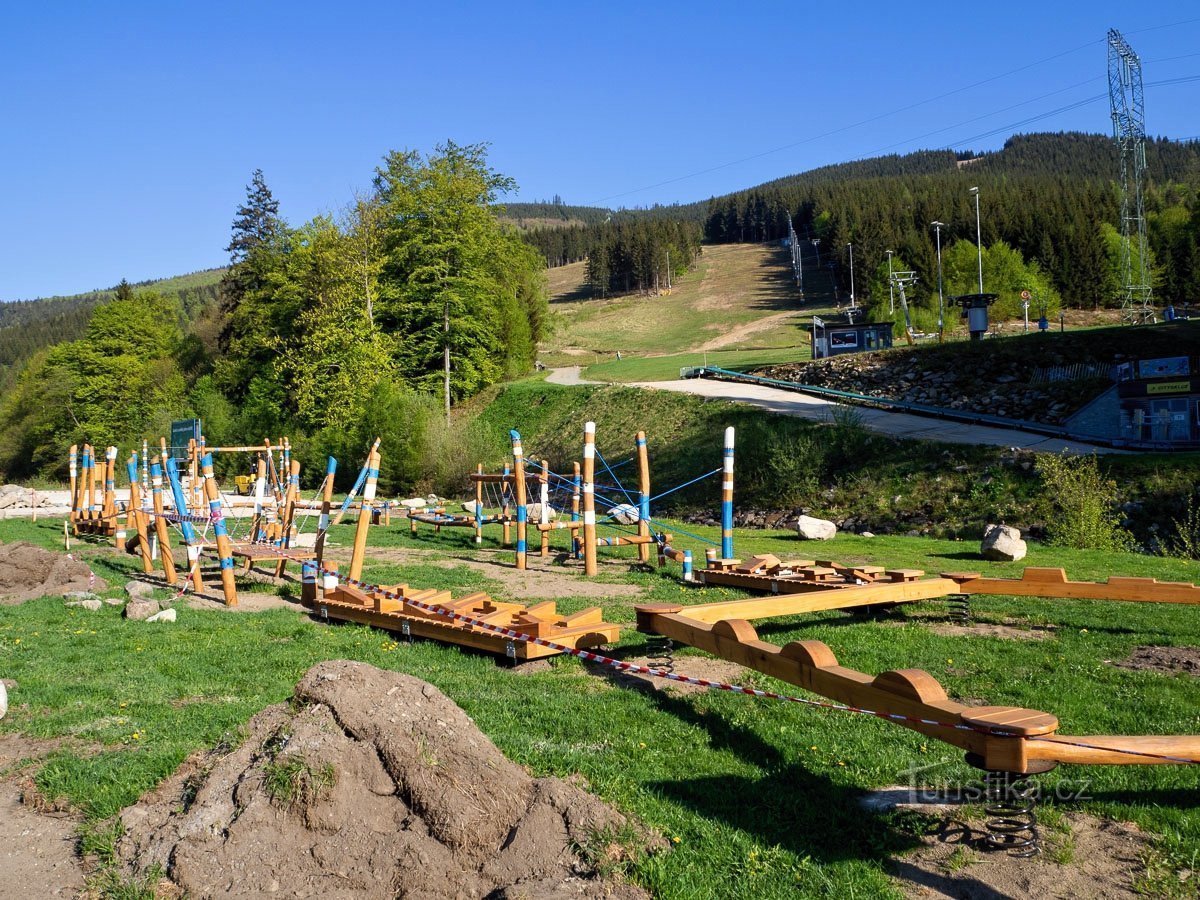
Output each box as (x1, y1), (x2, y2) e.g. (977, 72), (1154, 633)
(885, 249), (895, 314)
(931, 221), (946, 342)
(969, 186), (984, 293)
(847, 242), (856, 310)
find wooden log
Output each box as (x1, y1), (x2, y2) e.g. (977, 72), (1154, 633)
(164, 455), (204, 593)
(274, 459), (301, 578)
(677, 577), (960, 622)
(583, 421), (597, 576)
(945, 567), (1200, 605)
(636, 431), (651, 563)
(348, 448), (379, 583)
(721, 427), (735, 560)
(314, 455), (337, 565)
(125, 455), (153, 574)
(200, 453), (238, 606)
(149, 457), (178, 585)
(512, 430), (527, 571)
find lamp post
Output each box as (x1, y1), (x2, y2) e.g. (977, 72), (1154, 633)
(885, 249), (895, 314)
(847, 242), (856, 310)
(969, 186), (984, 293)
(931, 221), (946, 342)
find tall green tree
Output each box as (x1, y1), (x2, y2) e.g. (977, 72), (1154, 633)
(218, 169), (282, 352)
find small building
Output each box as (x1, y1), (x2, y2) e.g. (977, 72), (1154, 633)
(811, 317), (894, 359)
(1115, 355), (1200, 443)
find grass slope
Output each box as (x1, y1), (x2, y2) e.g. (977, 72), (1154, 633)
(1, 516), (1198, 898)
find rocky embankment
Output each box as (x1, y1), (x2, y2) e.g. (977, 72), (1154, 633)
(756, 351), (1112, 425)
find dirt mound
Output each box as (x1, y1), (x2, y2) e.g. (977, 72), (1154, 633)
(117, 660), (653, 899)
(1114, 645), (1200, 676)
(0, 542), (105, 605)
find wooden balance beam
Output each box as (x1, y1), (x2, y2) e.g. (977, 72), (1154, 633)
(633, 605), (1200, 771)
(942, 567), (1200, 605)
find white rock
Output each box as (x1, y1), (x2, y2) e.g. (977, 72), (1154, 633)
(146, 608), (177, 623)
(65, 599), (103, 611)
(399, 497), (427, 510)
(981, 523), (1027, 561)
(125, 580), (155, 599)
(609, 503), (640, 525)
(0, 681), (6, 720)
(526, 502), (558, 522)
(461, 500), (479, 514)
(796, 515), (838, 540)
(860, 531), (876, 539)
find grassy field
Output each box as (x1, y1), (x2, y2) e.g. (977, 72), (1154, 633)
(2, 515), (1199, 897)
(540, 244), (837, 377)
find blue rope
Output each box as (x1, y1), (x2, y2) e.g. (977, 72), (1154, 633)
(649, 467), (722, 504)
(594, 448), (635, 504)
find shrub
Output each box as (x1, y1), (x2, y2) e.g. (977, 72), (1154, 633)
(1035, 452), (1135, 551)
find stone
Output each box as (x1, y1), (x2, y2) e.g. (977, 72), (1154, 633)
(461, 500), (479, 514)
(796, 515), (837, 541)
(609, 503), (640, 525)
(65, 599), (103, 611)
(0, 680), (6, 720)
(146, 608), (177, 624)
(62, 590), (101, 603)
(526, 502), (558, 523)
(860, 531), (876, 538)
(980, 523), (1027, 562)
(399, 497), (427, 510)
(125, 581), (155, 599)
(124, 598), (162, 621)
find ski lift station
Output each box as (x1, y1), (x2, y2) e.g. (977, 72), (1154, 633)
(811, 315), (894, 359)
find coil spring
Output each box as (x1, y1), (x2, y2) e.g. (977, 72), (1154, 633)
(645, 634), (674, 673)
(983, 770), (1040, 857)
(947, 594), (971, 624)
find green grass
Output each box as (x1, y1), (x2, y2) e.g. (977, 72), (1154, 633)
(3, 515), (1200, 897)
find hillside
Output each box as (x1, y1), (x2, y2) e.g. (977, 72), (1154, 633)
(0, 268), (224, 387)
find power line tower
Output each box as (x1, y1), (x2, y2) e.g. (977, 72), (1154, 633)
(785, 214), (803, 296)
(1107, 28), (1154, 324)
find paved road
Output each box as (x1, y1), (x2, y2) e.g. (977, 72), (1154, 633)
(544, 368), (1120, 453)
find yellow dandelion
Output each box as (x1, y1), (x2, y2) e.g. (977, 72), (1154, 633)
(671, 836), (681, 844)
(132, 732), (141, 740)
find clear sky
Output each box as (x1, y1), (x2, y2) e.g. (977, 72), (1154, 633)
(1, 1), (1197, 301)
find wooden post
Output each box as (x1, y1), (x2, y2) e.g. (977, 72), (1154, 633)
(511, 431), (527, 570)
(126, 455), (153, 574)
(722, 426), (735, 560)
(200, 452), (238, 606)
(583, 421), (597, 576)
(187, 438), (199, 515)
(540, 459), (550, 557)
(150, 457), (177, 585)
(85, 444), (97, 528)
(68, 444), (78, 527)
(501, 462), (511, 546)
(348, 448), (379, 583)
(275, 459), (301, 578)
(250, 453), (268, 543)
(105, 446), (120, 545)
(571, 461), (581, 559)
(314, 455), (337, 563)
(165, 456), (204, 593)
(636, 431), (651, 563)
(475, 464), (484, 544)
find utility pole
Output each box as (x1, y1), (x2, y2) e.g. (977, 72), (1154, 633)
(885, 249), (895, 314)
(847, 242), (856, 310)
(931, 221), (947, 342)
(970, 186), (984, 293)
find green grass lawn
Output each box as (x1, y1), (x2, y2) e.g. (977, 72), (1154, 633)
(2, 516), (1199, 897)
(583, 346), (811, 383)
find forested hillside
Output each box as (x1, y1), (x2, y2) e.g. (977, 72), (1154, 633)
(0, 143), (548, 486)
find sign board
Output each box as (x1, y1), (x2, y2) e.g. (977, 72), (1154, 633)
(1147, 381), (1191, 395)
(812, 316), (825, 329)
(1020, 290), (1031, 300)
(169, 418), (202, 461)
(1139, 356), (1191, 379)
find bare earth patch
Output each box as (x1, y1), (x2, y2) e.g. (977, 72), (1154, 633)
(693, 309), (804, 352)
(589, 654), (751, 695)
(0, 541), (107, 604)
(1113, 645), (1200, 676)
(117, 660), (653, 899)
(0, 733), (86, 899)
(925, 621), (1057, 642)
(891, 811), (1149, 899)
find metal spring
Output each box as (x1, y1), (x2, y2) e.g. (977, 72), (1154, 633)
(947, 594), (971, 624)
(983, 770), (1040, 857)
(645, 634), (674, 673)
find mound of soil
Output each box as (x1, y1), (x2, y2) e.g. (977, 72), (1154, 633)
(0, 542), (105, 605)
(1114, 645), (1200, 676)
(117, 660), (653, 899)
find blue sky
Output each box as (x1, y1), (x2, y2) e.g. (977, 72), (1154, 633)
(1, 1), (1197, 300)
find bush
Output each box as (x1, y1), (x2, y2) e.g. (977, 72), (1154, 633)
(1035, 452), (1136, 551)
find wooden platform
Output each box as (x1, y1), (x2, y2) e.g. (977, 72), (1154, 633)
(310, 584), (620, 661)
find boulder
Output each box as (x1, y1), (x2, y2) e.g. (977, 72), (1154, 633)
(981, 523), (1027, 561)
(62, 591), (101, 603)
(399, 497), (427, 510)
(124, 599), (162, 621)
(65, 598), (103, 611)
(461, 500), (479, 514)
(146, 608), (177, 624)
(526, 502), (558, 523)
(125, 580), (155, 599)
(0, 680), (6, 720)
(796, 515), (837, 541)
(609, 503), (640, 525)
